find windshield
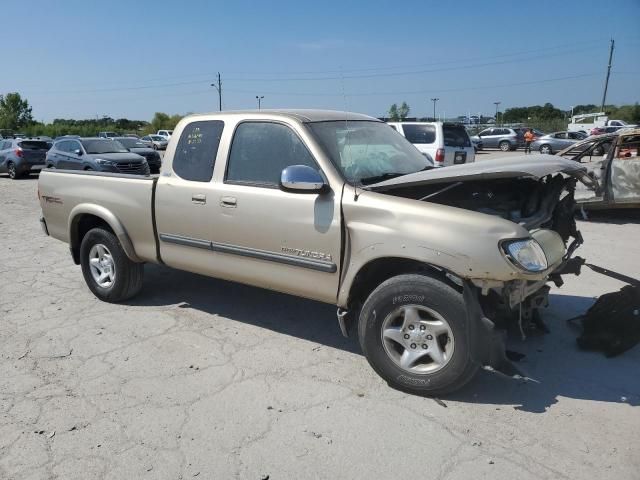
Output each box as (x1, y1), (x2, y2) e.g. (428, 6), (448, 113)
(150, 135), (164, 141)
(81, 139), (128, 154)
(117, 138), (147, 148)
(308, 120), (432, 185)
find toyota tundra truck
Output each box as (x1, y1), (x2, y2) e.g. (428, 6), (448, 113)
(38, 110), (593, 395)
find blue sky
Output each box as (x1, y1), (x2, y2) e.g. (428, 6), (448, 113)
(1, 0), (639, 122)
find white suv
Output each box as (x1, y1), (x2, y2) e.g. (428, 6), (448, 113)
(388, 122), (475, 167)
(156, 130), (173, 140)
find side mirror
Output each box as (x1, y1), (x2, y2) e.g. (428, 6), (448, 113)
(280, 165), (327, 193)
(74, 149), (83, 156)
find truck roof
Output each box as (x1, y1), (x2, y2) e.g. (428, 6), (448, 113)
(184, 109), (379, 123)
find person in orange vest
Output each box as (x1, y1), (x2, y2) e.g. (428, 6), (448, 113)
(524, 128), (535, 154)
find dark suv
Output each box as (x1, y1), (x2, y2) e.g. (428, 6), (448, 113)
(114, 137), (161, 173)
(46, 138), (149, 175)
(0, 138), (50, 179)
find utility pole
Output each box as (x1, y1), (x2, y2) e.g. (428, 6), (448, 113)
(430, 98), (439, 121)
(256, 95), (264, 110)
(600, 38), (614, 112)
(211, 72), (222, 111)
(494, 101), (501, 125)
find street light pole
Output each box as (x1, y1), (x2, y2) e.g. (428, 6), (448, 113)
(256, 95), (264, 110)
(430, 98), (439, 121)
(493, 101), (501, 125)
(210, 72), (222, 111)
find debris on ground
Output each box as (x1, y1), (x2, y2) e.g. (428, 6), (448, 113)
(570, 272), (640, 357)
(433, 398), (447, 408)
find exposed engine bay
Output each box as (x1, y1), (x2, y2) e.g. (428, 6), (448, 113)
(381, 173), (579, 242)
(374, 172), (584, 340)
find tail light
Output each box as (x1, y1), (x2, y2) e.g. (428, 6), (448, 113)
(435, 148), (445, 164)
(15, 147), (24, 158)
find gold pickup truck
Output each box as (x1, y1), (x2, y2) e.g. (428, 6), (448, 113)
(38, 110), (594, 394)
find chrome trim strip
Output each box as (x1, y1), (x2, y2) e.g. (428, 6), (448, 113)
(159, 233), (337, 273)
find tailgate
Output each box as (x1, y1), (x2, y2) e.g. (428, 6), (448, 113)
(38, 170), (158, 263)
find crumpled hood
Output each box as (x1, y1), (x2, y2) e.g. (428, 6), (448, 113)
(367, 155), (594, 190)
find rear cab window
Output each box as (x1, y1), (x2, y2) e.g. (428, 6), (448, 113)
(401, 124), (436, 144)
(173, 121), (224, 182)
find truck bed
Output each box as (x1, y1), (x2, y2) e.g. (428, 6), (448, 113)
(38, 169), (159, 263)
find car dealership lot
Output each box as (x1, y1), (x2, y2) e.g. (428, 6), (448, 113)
(1, 175), (638, 479)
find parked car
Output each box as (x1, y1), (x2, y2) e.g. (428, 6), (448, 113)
(98, 132), (119, 138)
(388, 122), (475, 166)
(531, 131), (587, 154)
(46, 137), (149, 175)
(476, 127), (524, 151)
(140, 134), (169, 150)
(470, 135), (483, 152)
(38, 109), (591, 395)
(156, 129), (173, 140)
(115, 137), (162, 173)
(557, 129), (640, 209)
(0, 138), (50, 179)
(122, 134), (140, 138)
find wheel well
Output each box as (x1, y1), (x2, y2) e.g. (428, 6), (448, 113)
(347, 257), (459, 311)
(70, 214), (114, 264)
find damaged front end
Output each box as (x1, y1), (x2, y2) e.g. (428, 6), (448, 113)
(368, 156), (594, 376)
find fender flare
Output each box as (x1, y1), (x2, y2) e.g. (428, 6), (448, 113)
(68, 203), (141, 263)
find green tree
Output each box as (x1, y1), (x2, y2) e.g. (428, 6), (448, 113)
(388, 102), (410, 121)
(398, 102), (410, 120)
(0, 92), (34, 130)
(388, 104), (400, 121)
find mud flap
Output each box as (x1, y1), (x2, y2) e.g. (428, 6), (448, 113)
(463, 281), (539, 383)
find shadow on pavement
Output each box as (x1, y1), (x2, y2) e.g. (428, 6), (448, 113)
(130, 266), (639, 411)
(128, 263), (360, 354)
(582, 208), (640, 225)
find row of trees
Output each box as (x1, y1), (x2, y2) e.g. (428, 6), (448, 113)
(0, 92), (184, 137)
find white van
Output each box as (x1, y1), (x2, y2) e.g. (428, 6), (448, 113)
(388, 122), (475, 167)
(156, 130), (173, 140)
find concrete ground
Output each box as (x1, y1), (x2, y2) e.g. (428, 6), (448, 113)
(1, 172), (638, 480)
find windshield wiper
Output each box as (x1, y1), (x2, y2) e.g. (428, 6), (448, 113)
(358, 172), (407, 185)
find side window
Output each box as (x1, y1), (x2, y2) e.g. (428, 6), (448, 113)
(56, 141), (69, 152)
(68, 141), (80, 153)
(388, 124), (398, 132)
(173, 121), (224, 182)
(401, 124), (436, 144)
(226, 122), (318, 186)
(479, 129), (492, 136)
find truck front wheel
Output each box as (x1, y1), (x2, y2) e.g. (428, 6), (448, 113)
(80, 227), (143, 302)
(358, 274), (479, 395)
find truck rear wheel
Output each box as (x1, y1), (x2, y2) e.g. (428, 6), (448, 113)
(358, 274), (479, 396)
(80, 227), (143, 302)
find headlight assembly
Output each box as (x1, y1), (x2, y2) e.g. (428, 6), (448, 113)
(503, 239), (548, 272)
(95, 159), (115, 166)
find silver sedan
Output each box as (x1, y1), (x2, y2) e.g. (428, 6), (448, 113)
(531, 131), (587, 154)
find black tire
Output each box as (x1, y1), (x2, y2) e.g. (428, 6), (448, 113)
(80, 227), (143, 302)
(593, 146), (604, 156)
(152, 144), (158, 150)
(499, 141), (510, 152)
(539, 144), (552, 155)
(358, 274), (479, 396)
(8, 161), (20, 179)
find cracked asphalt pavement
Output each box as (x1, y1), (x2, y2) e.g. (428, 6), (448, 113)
(1, 173), (639, 479)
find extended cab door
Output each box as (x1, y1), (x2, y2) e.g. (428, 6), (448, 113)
(155, 120), (225, 274)
(209, 120), (342, 304)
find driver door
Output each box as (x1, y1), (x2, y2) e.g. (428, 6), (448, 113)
(609, 134), (640, 206)
(210, 121), (342, 304)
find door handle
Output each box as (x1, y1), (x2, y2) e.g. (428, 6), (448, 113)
(192, 194), (207, 204)
(220, 196), (237, 207)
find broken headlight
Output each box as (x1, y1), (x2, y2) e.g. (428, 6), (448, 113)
(503, 239), (548, 272)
